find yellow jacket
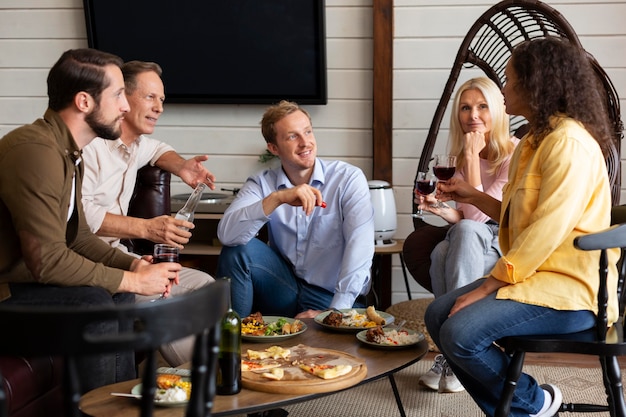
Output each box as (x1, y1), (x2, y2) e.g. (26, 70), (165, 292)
(492, 116), (619, 324)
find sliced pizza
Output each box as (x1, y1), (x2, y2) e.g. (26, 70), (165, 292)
(241, 360), (282, 372)
(261, 367), (285, 381)
(299, 363), (353, 380)
(247, 346), (291, 360)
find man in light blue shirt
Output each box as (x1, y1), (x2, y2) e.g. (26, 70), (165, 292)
(217, 100), (375, 319)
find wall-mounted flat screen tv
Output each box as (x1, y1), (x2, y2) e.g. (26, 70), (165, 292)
(83, 0), (327, 105)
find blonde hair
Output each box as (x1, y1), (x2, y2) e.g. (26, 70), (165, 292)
(449, 77), (514, 175)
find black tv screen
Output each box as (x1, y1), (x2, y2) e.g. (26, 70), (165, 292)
(83, 0), (327, 105)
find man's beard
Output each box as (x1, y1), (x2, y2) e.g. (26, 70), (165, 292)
(85, 105), (122, 140)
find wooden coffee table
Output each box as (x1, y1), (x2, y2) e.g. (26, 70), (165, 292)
(80, 318), (428, 417)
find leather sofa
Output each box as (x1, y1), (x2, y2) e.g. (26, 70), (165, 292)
(0, 165), (171, 417)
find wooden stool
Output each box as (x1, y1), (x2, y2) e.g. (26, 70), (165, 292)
(371, 239), (411, 308)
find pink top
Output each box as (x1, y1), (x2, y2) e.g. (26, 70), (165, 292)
(455, 137), (519, 223)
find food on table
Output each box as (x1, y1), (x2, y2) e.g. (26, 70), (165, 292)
(299, 363), (353, 380)
(241, 312), (303, 336)
(366, 305), (387, 325)
(242, 311), (264, 326)
(247, 346), (291, 360)
(261, 367), (285, 381)
(241, 360), (282, 372)
(155, 386), (187, 403)
(156, 374), (182, 389)
(365, 326), (420, 346)
(155, 374), (191, 401)
(322, 307), (382, 328)
(365, 326), (385, 342)
(322, 311), (344, 327)
(241, 344), (359, 384)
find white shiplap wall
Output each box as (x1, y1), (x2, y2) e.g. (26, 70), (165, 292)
(0, 0), (625, 304)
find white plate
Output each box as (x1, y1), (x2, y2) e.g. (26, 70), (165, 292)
(314, 309), (394, 332)
(241, 316), (307, 342)
(356, 328), (424, 349)
(131, 383), (188, 407)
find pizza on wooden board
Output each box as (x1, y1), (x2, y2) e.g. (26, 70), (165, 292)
(241, 360), (282, 372)
(298, 363), (353, 380)
(241, 345), (357, 381)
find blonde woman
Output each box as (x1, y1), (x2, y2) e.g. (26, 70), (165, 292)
(415, 77), (518, 393)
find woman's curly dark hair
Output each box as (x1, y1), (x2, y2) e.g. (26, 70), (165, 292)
(510, 37), (613, 155)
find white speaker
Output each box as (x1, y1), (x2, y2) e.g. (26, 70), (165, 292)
(368, 180), (397, 246)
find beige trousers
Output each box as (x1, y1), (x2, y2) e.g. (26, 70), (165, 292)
(135, 267), (215, 366)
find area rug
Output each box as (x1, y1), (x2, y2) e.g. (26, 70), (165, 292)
(386, 298), (438, 352)
(230, 360), (618, 417)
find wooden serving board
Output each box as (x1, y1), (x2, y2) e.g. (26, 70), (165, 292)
(241, 344), (367, 394)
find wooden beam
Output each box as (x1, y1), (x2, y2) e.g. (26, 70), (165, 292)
(372, 0), (394, 309)
(373, 0), (393, 184)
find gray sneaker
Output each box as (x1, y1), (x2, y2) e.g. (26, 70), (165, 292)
(438, 360), (465, 393)
(418, 354), (445, 391)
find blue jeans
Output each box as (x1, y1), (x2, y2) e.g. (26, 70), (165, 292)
(217, 238), (364, 317)
(3, 283), (136, 394)
(424, 279), (595, 417)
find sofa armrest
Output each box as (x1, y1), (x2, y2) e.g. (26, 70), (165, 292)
(122, 165), (171, 256)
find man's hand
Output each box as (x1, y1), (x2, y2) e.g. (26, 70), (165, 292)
(144, 215), (192, 249)
(295, 309), (322, 319)
(263, 184), (324, 216)
(121, 259), (182, 296)
(178, 155), (216, 189)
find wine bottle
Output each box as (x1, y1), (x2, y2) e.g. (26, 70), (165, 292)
(174, 182), (206, 230)
(216, 278), (242, 395)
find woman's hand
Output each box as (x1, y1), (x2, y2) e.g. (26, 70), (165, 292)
(414, 193), (461, 223)
(449, 287), (488, 316)
(449, 276), (507, 316)
(463, 131), (486, 158)
(437, 177), (478, 204)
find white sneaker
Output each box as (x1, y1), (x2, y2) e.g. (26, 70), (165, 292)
(418, 354), (445, 391)
(438, 361), (465, 393)
(530, 384), (562, 417)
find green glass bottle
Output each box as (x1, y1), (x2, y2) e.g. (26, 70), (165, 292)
(216, 278), (242, 395)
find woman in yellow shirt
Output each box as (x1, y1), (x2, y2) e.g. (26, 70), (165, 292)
(425, 37), (619, 417)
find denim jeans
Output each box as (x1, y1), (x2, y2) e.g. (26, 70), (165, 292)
(216, 238), (364, 317)
(424, 279), (595, 417)
(3, 283), (136, 394)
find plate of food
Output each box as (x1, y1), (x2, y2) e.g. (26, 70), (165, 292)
(356, 326), (424, 349)
(314, 306), (394, 332)
(241, 312), (307, 342)
(129, 374), (190, 407)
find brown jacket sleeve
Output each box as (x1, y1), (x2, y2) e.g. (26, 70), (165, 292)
(0, 113), (134, 294)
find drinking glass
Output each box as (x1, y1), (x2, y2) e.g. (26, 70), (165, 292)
(412, 172), (437, 219)
(153, 244), (179, 300)
(432, 154), (457, 208)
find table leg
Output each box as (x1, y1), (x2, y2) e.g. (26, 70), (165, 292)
(387, 374), (406, 417)
(398, 253), (412, 300)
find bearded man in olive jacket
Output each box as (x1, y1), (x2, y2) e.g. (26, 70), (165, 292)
(0, 49), (182, 393)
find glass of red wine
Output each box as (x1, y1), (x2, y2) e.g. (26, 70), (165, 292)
(153, 244), (179, 300)
(432, 154), (457, 208)
(412, 171), (438, 219)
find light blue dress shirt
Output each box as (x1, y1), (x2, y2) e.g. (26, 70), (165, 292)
(218, 158), (375, 308)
